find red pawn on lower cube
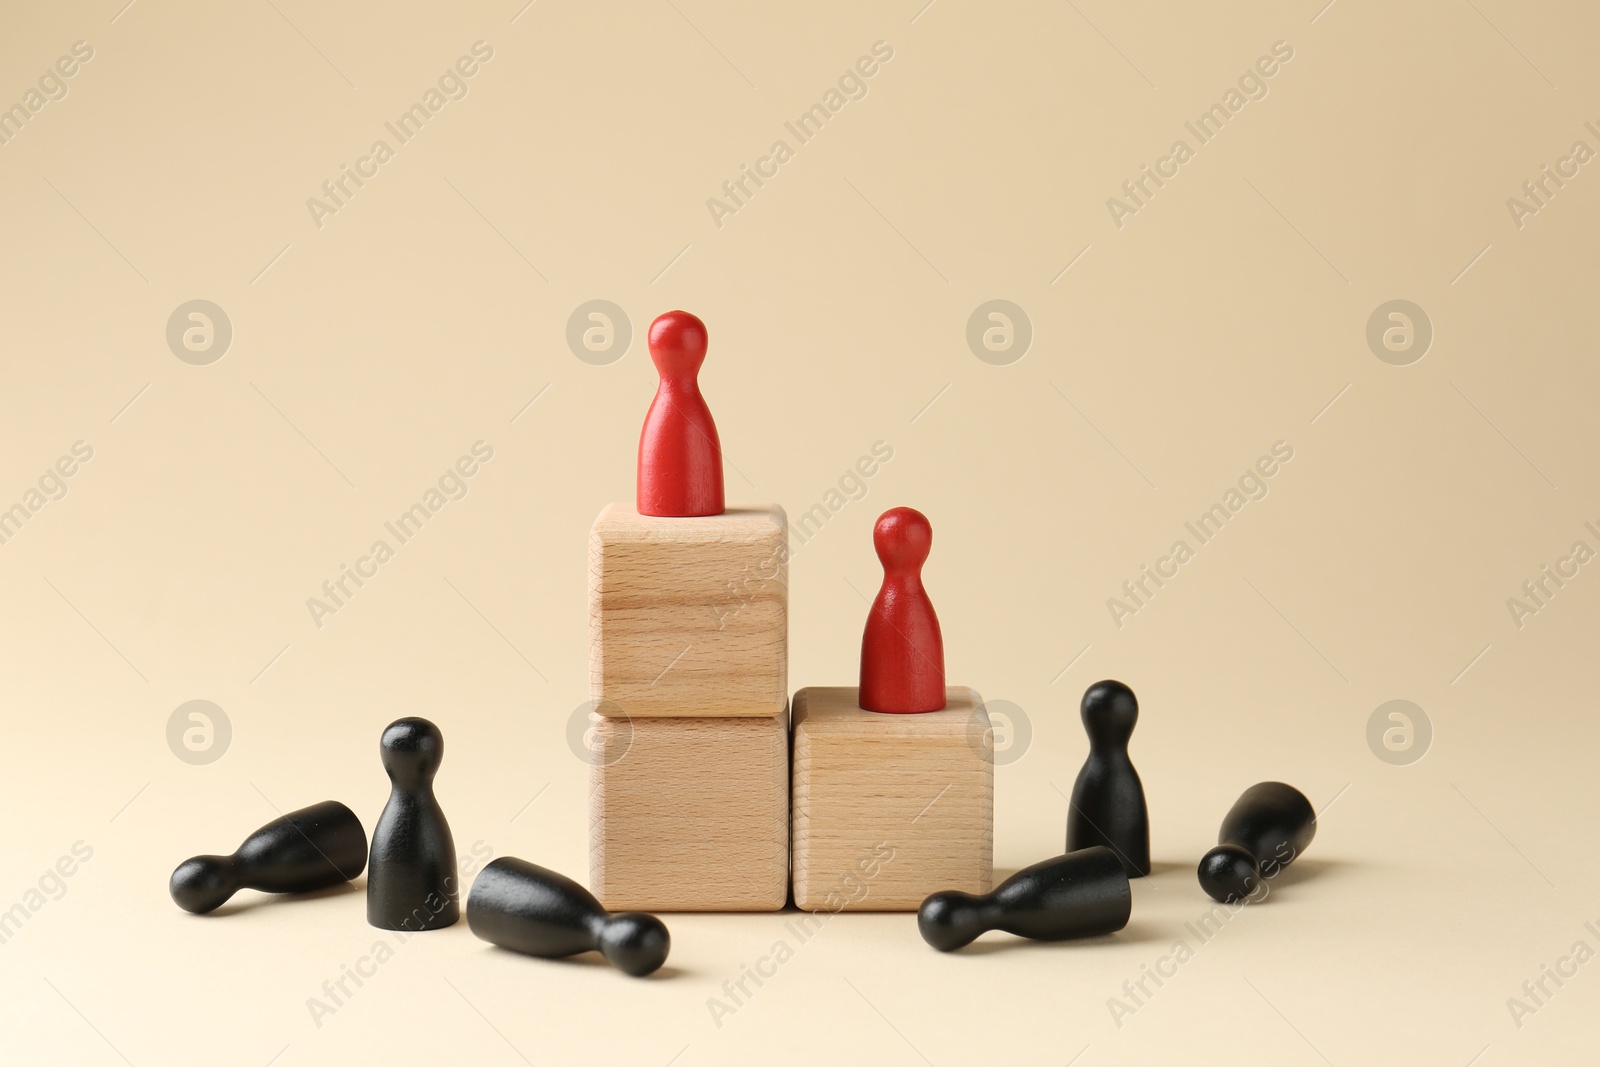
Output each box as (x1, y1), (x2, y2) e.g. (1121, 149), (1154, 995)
(636, 310), (725, 518)
(859, 507), (946, 713)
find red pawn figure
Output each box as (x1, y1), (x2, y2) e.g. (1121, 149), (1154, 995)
(860, 507), (946, 713)
(636, 311), (725, 517)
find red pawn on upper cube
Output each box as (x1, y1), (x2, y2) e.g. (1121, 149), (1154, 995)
(636, 311), (726, 518)
(859, 507), (946, 713)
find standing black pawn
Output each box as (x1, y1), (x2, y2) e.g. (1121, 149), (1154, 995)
(169, 801), (367, 914)
(918, 846), (1131, 951)
(367, 717), (459, 931)
(467, 857), (670, 977)
(1066, 680), (1151, 877)
(1197, 781), (1317, 904)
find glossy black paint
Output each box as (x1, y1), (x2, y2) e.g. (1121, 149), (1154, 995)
(467, 857), (670, 977)
(1197, 781), (1317, 903)
(367, 717), (460, 931)
(169, 800), (367, 914)
(917, 846), (1131, 951)
(1066, 680), (1151, 877)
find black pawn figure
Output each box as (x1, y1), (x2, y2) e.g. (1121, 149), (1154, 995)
(169, 801), (367, 914)
(467, 857), (670, 977)
(918, 847), (1131, 952)
(368, 717), (459, 931)
(1066, 680), (1151, 877)
(1197, 781), (1317, 904)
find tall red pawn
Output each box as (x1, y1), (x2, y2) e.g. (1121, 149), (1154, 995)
(859, 507), (946, 713)
(636, 310), (725, 517)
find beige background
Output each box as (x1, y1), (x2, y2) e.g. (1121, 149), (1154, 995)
(1, 0), (1596, 1063)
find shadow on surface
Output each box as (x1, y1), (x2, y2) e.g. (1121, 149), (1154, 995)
(949, 919), (1164, 955)
(206, 879), (363, 917)
(484, 944), (687, 979)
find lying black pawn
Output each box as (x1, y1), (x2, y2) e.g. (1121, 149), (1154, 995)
(1066, 679), (1151, 876)
(467, 857), (670, 977)
(169, 800), (367, 914)
(1197, 781), (1317, 904)
(917, 846), (1131, 952)
(368, 717), (460, 931)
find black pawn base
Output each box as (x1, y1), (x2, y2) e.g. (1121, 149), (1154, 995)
(467, 857), (670, 977)
(1197, 781), (1317, 904)
(1065, 680), (1151, 878)
(169, 800), (367, 915)
(918, 847), (1131, 952)
(367, 717), (460, 931)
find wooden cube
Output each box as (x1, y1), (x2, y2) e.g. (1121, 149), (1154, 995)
(791, 686), (993, 911)
(589, 503), (787, 717)
(589, 710), (789, 911)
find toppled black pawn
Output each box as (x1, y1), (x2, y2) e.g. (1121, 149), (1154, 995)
(467, 857), (670, 977)
(1197, 781), (1317, 904)
(367, 717), (459, 931)
(169, 800), (367, 914)
(1066, 680), (1151, 877)
(917, 847), (1131, 952)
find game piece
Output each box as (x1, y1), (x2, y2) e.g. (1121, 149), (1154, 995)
(859, 506), (945, 713)
(367, 717), (460, 931)
(917, 846), (1131, 951)
(791, 686), (992, 911)
(590, 709), (788, 911)
(1066, 680), (1151, 876)
(791, 508), (989, 910)
(636, 310), (724, 517)
(168, 800), (367, 914)
(468, 856), (670, 977)
(589, 502), (787, 717)
(1197, 781), (1317, 903)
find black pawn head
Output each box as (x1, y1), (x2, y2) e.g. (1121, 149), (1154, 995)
(1197, 844), (1259, 903)
(169, 855), (237, 915)
(1081, 680), (1138, 747)
(916, 890), (986, 952)
(598, 913), (670, 976)
(380, 717), (443, 789)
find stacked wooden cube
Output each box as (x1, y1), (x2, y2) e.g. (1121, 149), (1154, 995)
(587, 504), (995, 913)
(587, 502), (790, 911)
(790, 685), (993, 910)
